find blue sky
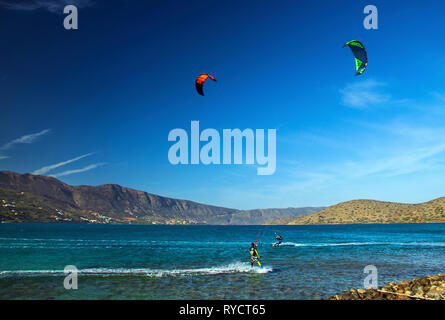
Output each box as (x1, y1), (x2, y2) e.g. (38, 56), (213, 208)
(1, 0), (445, 209)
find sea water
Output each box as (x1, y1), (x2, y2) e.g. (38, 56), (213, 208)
(0, 223), (444, 299)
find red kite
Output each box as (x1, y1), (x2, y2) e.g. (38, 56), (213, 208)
(195, 73), (216, 96)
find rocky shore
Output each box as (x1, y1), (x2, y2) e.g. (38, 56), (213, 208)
(329, 274), (445, 300)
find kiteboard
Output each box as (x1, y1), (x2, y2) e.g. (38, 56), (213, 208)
(252, 256), (262, 268)
(251, 235), (263, 269)
(253, 248), (263, 269)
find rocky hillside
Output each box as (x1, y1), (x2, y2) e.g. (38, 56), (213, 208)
(269, 197), (445, 225)
(1, 187), (88, 223)
(0, 171), (320, 224)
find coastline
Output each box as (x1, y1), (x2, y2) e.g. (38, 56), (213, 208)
(329, 274), (445, 300)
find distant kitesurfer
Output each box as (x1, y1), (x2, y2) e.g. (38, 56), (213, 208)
(273, 233), (283, 247)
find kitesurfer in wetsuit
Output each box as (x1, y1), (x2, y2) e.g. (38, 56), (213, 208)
(250, 242), (260, 267)
(273, 234), (283, 246)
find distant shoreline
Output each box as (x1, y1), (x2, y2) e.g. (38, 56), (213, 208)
(2, 221), (445, 226)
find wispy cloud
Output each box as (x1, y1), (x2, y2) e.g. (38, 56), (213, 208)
(340, 79), (390, 109)
(0, 0), (94, 13)
(0, 129), (51, 150)
(50, 163), (106, 178)
(33, 152), (95, 175)
(335, 144), (445, 178)
(282, 121), (445, 192)
(232, 118), (445, 208)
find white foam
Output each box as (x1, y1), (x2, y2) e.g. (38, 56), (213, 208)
(279, 241), (445, 247)
(0, 262), (272, 278)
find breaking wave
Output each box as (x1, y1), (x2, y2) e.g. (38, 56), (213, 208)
(279, 242), (445, 247)
(0, 262), (272, 278)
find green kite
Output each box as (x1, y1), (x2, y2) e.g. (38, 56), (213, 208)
(342, 40), (368, 76)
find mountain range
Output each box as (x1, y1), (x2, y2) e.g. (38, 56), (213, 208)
(0, 171), (323, 225)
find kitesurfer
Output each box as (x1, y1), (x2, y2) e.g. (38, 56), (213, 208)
(250, 242), (260, 267)
(273, 233), (283, 247)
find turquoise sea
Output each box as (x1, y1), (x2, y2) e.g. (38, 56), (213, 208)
(0, 223), (444, 299)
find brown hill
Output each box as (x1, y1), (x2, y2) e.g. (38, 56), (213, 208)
(269, 198), (445, 225)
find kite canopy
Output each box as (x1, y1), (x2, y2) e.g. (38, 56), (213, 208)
(195, 73), (216, 96)
(342, 40), (367, 76)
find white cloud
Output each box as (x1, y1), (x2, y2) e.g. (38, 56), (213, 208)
(50, 163), (106, 178)
(33, 152), (95, 175)
(0, 129), (51, 150)
(0, 0), (94, 13)
(244, 120), (445, 207)
(340, 79), (390, 109)
(289, 121), (445, 186)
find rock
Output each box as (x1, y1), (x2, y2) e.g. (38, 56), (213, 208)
(415, 288), (424, 296)
(436, 288), (445, 295)
(427, 291), (440, 299)
(420, 279), (429, 286)
(328, 274), (445, 300)
(399, 280), (410, 286)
